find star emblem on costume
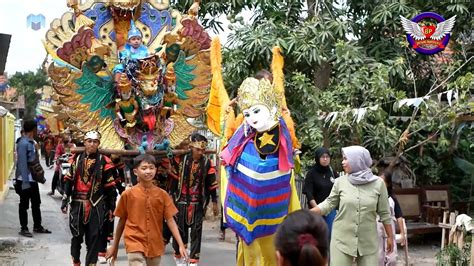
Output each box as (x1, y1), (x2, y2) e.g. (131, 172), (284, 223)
(254, 124), (280, 155)
(258, 132), (276, 148)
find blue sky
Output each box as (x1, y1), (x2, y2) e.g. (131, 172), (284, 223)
(0, 0), (235, 75)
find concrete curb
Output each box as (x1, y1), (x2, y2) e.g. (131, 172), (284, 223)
(0, 237), (35, 251)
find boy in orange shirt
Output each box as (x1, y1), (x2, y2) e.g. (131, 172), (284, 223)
(106, 154), (187, 265)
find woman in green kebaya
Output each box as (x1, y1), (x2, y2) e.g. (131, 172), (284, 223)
(311, 145), (394, 266)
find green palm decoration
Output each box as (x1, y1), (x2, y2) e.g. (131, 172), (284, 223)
(75, 65), (115, 119)
(174, 51), (196, 100)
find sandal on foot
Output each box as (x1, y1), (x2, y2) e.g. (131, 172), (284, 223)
(33, 227), (52, 233)
(218, 232), (225, 241)
(19, 229), (33, 237)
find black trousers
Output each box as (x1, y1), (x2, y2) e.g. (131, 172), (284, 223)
(163, 221), (172, 244)
(220, 207), (227, 232)
(69, 201), (102, 265)
(15, 181), (42, 231)
(45, 151), (54, 167)
(51, 170), (60, 192)
(173, 203), (204, 260)
(98, 218), (114, 255)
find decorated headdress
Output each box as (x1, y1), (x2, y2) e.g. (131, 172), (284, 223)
(137, 57), (161, 97)
(189, 140), (207, 149)
(189, 133), (208, 149)
(84, 130), (101, 141)
(164, 63), (176, 85)
(127, 20), (142, 40)
(117, 73), (132, 94)
(237, 77), (281, 112)
(86, 55), (106, 73)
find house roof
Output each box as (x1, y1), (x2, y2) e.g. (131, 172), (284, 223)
(0, 33), (12, 75)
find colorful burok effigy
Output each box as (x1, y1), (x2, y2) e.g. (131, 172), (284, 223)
(219, 56), (301, 265)
(43, 0), (212, 150)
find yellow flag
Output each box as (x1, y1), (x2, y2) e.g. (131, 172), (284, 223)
(271, 46), (301, 148)
(271, 46), (286, 108)
(206, 37), (230, 136)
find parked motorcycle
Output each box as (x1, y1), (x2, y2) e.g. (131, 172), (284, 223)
(56, 153), (72, 195)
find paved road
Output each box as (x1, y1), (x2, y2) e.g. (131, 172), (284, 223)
(0, 158), (236, 266)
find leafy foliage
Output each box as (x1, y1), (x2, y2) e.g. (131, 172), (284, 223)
(11, 1), (472, 199)
(8, 69), (49, 119)
(436, 242), (471, 266)
(170, 0), (474, 201)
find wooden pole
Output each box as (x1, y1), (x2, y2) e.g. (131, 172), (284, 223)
(71, 147), (217, 156)
(403, 218), (409, 266)
(448, 212), (456, 244)
(470, 230), (474, 266)
(441, 211), (448, 249)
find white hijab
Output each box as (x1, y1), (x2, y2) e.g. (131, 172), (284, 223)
(342, 146), (378, 185)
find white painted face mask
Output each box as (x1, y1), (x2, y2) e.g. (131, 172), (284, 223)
(242, 104), (277, 132)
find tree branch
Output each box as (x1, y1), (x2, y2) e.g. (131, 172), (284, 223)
(306, 0), (316, 19)
(427, 56), (473, 95)
(402, 130), (440, 154)
(404, 49), (418, 97)
(391, 55), (473, 165)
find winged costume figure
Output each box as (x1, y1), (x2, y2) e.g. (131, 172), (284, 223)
(44, 0), (211, 150)
(208, 39), (301, 266)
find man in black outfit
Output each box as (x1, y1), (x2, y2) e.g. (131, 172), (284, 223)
(61, 130), (117, 266)
(14, 119), (51, 237)
(169, 133), (218, 266)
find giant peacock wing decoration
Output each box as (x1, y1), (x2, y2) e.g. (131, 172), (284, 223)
(175, 50), (211, 118)
(174, 51), (196, 100)
(75, 65), (115, 119)
(44, 0), (212, 149)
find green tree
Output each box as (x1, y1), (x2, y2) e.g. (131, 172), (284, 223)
(9, 68), (49, 119)
(184, 0), (474, 198)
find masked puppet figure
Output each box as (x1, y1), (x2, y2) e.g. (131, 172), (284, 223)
(221, 78), (301, 266)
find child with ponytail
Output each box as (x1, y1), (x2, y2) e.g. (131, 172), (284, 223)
(275, 209), (329, 266)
